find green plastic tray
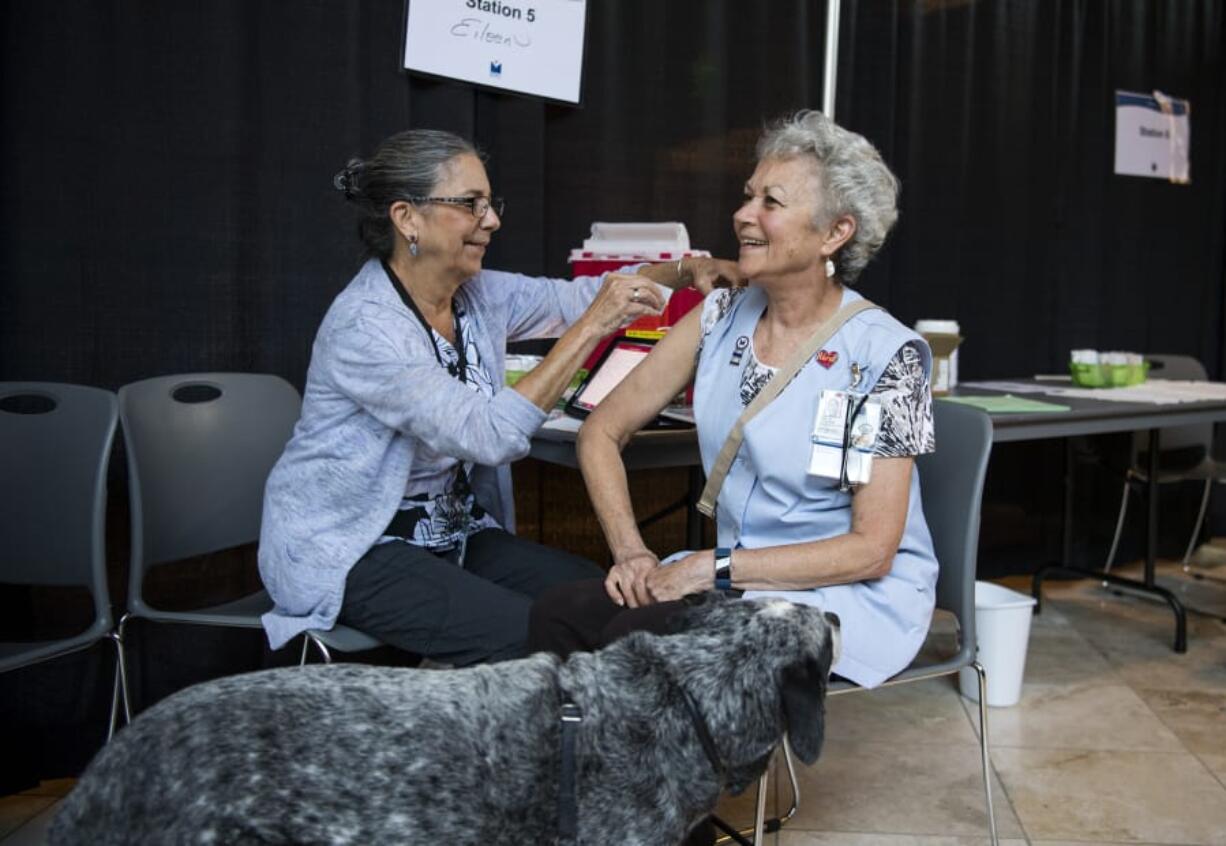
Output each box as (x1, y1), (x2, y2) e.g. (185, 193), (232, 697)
(1069, 361), (1148, 388)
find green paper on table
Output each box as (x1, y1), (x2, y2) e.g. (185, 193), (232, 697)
(938, 394), (1071, 413)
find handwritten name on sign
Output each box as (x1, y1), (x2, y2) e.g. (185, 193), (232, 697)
(405, 0), (587, 104)
(451, 17), (532, 49)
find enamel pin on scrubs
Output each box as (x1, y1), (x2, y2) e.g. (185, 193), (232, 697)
(729, 335), (749, 366)
(808, 362), (881, 489)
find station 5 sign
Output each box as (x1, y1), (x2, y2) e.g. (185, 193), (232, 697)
(404, 0), (588, 105)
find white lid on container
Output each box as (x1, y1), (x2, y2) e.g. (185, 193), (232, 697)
(915, 319), (960, 334)
(569, 222), (709, 262)
(584, 222), (691, 252)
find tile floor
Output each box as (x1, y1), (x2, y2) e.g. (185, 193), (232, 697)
(3, 561), (1224, 845)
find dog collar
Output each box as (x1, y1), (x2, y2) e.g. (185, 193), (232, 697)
(555, 679), (724, 843)
(677, 685), (726, 786)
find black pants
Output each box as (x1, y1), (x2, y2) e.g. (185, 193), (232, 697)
(530, 578), (716, 846)
(339, 529), (603, 667)
(528, 577), (692, 658)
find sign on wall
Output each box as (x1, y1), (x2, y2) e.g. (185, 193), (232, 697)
(403, 0), (588, 105)
(1114, 90), (1191, 184)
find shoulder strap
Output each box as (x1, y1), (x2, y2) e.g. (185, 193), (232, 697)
(696, 298), (879, 517)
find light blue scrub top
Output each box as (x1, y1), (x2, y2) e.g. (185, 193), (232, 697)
(689, 285), (939, 687)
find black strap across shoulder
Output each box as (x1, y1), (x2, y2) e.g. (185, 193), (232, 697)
(677, 685), (725, 785)
(554, 676), (722, 845)
(557, 694), (583, 844)
(381, 259), (467, 383)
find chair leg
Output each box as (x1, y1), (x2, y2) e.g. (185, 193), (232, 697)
(304, 633), (333, 665)
(715, 740), (797, 845)
(1181, 479), (1212, 573)
(972, 661), (1000, 846)
(1102, 479), (1132, 579)
(106, 628), (132, 741)
(751, 758), (770, 844)
(777, 735), (801, 827)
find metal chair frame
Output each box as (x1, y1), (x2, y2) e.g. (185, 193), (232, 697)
(298, 625), (384, 665)
(112, 372), (303, 722)
(0, 382), (130, 742)
(1102, 355), (1225, 583)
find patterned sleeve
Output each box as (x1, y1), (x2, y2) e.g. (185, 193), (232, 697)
(871, 341), (935, 457)
(695, 288), (745, 363)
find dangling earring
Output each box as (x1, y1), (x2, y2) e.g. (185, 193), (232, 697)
(409, 234), (419, 258)
(825, 257), (836, 279)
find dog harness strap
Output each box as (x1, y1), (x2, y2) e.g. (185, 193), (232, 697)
(557, 698), (583, 844)
(679, 687), (726, 785)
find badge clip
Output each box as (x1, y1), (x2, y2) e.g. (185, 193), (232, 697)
(808, 389), (881, 489)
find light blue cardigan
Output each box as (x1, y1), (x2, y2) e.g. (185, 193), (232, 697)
(258, 258), (620, 650)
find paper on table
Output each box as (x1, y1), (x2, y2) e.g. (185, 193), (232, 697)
(1042, 380), (1226, 405)
(939, 394), (1071, 413)
(659, 404), (695, 424)
(958, 380), (1061, 394)
(540, 412), (583, 433)
(960, 378), (1226, 405)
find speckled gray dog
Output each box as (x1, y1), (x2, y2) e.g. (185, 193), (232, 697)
(51, 594), (838, 846)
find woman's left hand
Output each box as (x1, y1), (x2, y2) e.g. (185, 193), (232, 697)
(645, 549), (715, 603)
(683, 257), (745, 296)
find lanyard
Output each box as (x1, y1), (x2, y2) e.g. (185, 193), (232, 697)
(381, 260), (467, 383)
(839, 392), (871, 492)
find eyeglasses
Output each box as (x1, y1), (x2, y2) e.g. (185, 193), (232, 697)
(409, 195), (505, 220)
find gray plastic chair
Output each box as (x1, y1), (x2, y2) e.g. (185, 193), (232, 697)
(115, 373), (302, 710)
(117, 372), (380, 687)
(1103, 354), (1225, 577)
(0, 382), (129, 741)
(738, 400), (998, 846)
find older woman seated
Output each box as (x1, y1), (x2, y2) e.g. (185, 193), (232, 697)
(530, 110), (938, 690)
(258, 128), (739, 667)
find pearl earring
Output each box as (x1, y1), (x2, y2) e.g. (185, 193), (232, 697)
(825, 258), (836, 278)
(409, 235), (419, 258)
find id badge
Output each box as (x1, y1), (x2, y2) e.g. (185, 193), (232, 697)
(808, 390), (882, 487)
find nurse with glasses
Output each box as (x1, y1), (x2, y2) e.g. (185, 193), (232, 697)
(258, 128), (741, 667)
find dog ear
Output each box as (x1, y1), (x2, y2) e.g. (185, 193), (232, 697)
(780, 639), (832, 765)
(665, 590), (732, 633)
(683, 590), (731, 608)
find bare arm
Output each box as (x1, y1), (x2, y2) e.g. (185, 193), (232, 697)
(635, 256), (743, 293)
(510, 258), (741, 413)
(577, 306), (704, 606)
(645, 456), (915, 602)
(510, 274), (665, 412)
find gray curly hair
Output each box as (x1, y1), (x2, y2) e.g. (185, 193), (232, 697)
(756, 110), (900, 284)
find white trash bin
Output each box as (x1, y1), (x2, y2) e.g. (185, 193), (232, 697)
(958, 581), (1037, 707)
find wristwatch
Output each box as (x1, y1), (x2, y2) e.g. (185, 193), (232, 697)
(714, 547), (733, 591)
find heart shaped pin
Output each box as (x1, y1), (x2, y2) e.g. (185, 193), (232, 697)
(816, 350), (839, 369)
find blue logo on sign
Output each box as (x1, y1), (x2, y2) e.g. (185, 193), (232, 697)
(490, 61), (502, 77)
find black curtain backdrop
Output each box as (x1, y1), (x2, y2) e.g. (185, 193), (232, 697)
(2, 0), (1225, 783)
(3, 1), (1222, 389)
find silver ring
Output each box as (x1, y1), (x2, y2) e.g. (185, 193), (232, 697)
(631, 288), (641, 302)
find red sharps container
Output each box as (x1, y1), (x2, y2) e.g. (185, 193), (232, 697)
(569, 222), (709, 370)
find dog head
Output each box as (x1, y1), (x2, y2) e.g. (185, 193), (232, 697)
(664, 594), (840, 786)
